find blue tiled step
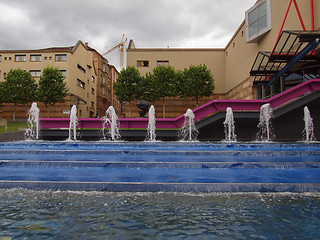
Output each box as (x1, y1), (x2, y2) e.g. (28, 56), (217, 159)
(1, 160), (320, 169)
(1, 166), (320, 183)
(0, 141), (319, 192)
(0, 150), (319, 163)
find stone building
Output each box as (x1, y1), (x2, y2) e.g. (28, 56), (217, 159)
(0, 40), (120, 120)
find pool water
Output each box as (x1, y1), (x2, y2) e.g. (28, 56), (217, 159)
(0, 189), (319, 239)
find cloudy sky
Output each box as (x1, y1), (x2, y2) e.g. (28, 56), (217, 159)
(0, 0), (257, 70)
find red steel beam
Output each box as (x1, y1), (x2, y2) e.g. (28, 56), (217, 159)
(310, 0), (315, 30)
(272, 0), (293, 52)
(293, 0), (306, 30)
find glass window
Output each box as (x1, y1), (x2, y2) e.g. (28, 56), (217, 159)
(77, 79), (85, 88)
(246, 0), (271, 43)
(30, 55), (41, 62)
(60, 70), (67, 76)
(77, 64), (86, 73)
(137, 60), (149, 67)
(157, 60), (169, 66)
(30, 70), (41, 77)
(55, 54), (67, 62)
(15, 55), (26, 62)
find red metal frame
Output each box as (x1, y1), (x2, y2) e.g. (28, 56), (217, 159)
(272, 0), (312, 52)
(310, 0), (315, 30)
(293, 0), (306, 30)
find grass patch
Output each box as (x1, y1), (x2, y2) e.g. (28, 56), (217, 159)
(0, 122), (28, 133)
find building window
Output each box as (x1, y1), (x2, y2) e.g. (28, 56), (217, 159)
(157, 60), (169, 66)
(91, 101), (94, 108)
(137, 60), (149, 67)
(91, 88), (95, 95)
(103, 77), (106, 84)
(60, 70), (67, 76)
(15, 55), (26, 62)
(30, 55), (41, 62)
(92, 76), (95, 82)
(245, 0), (271, 43)
(30, 70), (41, 78)
(55, 54), (67, 62)
(77, 78), (85, 89)
(77, 64), (86, 73)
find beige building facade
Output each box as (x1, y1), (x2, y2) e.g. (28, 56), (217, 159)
(127, 0), (320, 105)
(0, 41), (120, 120)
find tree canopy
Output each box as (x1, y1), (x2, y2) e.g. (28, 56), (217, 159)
(113, 66), (143, 103)
(179, 64), (215, 106)
(38, 66), (68, 108)
(143, 65), (178, 102)
(2, 69), (38, 120)
(113, 64), (215, 117)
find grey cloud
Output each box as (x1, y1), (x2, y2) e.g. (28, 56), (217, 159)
(0, 0), (256, 65)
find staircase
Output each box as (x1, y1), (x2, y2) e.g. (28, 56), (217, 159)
(0, 141), (320, 192)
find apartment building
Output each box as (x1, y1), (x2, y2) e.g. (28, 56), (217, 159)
(89, 47), (120, 117)
(127, 0), (320, 118)
(0, 40), (120, 120)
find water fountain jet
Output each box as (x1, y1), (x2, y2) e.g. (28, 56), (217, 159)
(25, 102), (40, 140)
(145, 105), (156, 141)
(179, 109), (198, 141)
(257, 103), (273, 141)
(102, 106), (121, 141)
(223, 107), (236, 142)
(68, 105), (78, 141)
(303, 106), (315, 142)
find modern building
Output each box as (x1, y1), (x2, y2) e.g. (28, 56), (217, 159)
(0, 40), (120, 120)
(127, 0), (320, 118)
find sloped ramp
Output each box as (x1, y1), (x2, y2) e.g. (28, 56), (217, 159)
(197, 91), (320, 141)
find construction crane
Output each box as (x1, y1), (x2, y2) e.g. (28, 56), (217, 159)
(103, 34), (127, 70)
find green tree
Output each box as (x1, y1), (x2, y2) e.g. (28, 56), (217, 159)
(2, 69), (38, 120)
(143, 65), (178, 118)
(179, 64), (215, 107)
(38, 66), (68, 117)
(113, 66), (143, 117)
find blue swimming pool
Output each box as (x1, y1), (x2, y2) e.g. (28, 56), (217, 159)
(0, 141), (319, 192)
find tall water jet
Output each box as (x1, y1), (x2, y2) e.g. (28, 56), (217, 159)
(102, 106), (121, 141)
(68, 105), (78, 141)
(303, 106), (315, 142)
(146, 105), (156, 141)
(223, 107), (236, 142)
(25, 102), (40, 140)
(179, 109), (198, 141)
(257, 103), (273, 141)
